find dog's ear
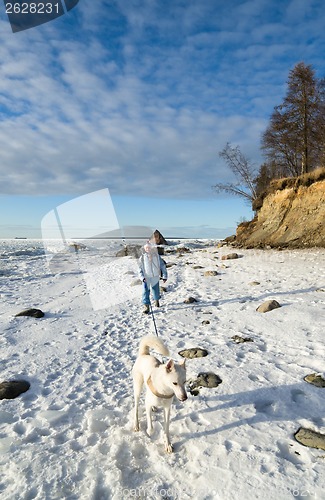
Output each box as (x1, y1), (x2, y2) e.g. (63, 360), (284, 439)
(166, 359), (174, 372)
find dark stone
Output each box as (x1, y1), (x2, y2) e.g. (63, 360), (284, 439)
(151, 229), (168, 246)
(304, 373), (325, 388)
(0, 380), (31, 400)
(150, 230), (168, 255)
(232, 335), (254, 343)
(68, 242), (87, 252)
(223, 235), (236, 244)
(178, 347), (208, 359)
(176, 247), (191, 253)
(184, 297), (198, 304)
(188, 372), (222, 395)
(294, 427), (325, 451)
(221, 253), (239, 260)
(196, 372), (223, 388)
(15, 308), (45, 318)
(204, 270), (219, 276)
(256, 300), (281, 313)
(116, 245), (142, 258)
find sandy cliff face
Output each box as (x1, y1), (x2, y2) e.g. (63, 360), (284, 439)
(235, 180), (325, 248)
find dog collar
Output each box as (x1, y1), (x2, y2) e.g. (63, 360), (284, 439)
(147, 376), (174, 399)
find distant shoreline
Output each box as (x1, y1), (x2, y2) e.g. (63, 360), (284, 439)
(2, 236), (221, 241)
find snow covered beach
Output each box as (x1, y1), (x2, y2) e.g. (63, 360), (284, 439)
(1, 238), (325, 500)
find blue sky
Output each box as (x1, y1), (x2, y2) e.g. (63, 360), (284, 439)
(0, 0), (324, 239)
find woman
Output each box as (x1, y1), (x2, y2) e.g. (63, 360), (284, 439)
(138, 242), (167, 313)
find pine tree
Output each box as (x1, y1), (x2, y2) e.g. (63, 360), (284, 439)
(261, 62), (325, 176)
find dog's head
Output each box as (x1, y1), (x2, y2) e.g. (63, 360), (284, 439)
(165, 359), (187, 401)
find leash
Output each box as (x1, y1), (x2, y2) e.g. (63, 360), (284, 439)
(144, 284), (173, 364)
(149, 300), (159, 337)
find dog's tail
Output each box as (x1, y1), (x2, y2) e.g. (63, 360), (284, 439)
(138, 336), (169, 357)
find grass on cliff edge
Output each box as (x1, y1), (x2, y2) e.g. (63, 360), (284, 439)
(269, 166), (325, 191)
(253, 166), (325, 211)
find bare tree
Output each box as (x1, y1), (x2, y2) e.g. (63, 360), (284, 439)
(213, 143), (257, 204)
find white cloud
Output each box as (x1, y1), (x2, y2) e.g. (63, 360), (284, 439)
(0, 0), (324, 200)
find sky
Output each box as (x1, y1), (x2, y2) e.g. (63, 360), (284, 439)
(0, 0), (324, 239)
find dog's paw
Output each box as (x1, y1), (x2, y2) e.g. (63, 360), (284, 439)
(165, 443), (174, 453)
(134, 425), (140, 432)
(146, 427), (154, 437)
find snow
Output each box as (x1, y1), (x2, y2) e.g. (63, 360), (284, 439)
(0, 238), (324, 500)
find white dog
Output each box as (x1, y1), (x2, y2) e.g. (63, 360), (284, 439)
(132, 336), (187, 453)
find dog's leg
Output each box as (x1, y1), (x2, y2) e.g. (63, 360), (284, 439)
(163, 405), (173, 453)
(145, 401), (154, 436)
(133, 373), (143, 432)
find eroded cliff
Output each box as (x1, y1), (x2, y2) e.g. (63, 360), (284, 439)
(234, 176), (325, 248)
